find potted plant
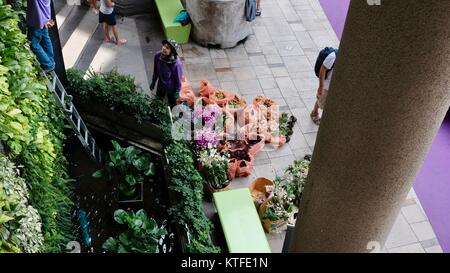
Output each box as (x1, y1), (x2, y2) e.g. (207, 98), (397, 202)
(102, 209), (167, 253)
(93, 140), (155, 202)
(258, 178), (293, 233)
(249, 177), (273, 209)
(198, 145), (230, 195)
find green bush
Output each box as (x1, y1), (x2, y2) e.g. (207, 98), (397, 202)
(166, 142), (220, 253)
(0, 3), (73, 252)
(0, 154), (44, 253)
(102, 209), (167, 253)
(66, 67), (219, 253)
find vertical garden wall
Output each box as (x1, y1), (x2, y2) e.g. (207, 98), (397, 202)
(0, 2), (74, 252)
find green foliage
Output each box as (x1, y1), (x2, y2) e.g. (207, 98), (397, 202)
(66, 68), (173, 140)
(94, 140), (155, 197)
(0, 4), (74, 252)
(279, 112), (296, 137)
(68, 67), (219, 252)
(102, 209), (166, 253)
(0, 154), (44, 253)
(262, 178), (293, 222)
(166, 142), (220, 253)
(284, 159), (310, 206)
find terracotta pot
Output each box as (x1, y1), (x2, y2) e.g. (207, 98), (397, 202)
(209, 89), (235, 107)
(249, 177), (273, 209)
(258, 198), (287, 233)
(199, 79), (216, 98)
(247, 133), (265, 156)
(227, 158), (238, 180)
(235, 154), (254, 177)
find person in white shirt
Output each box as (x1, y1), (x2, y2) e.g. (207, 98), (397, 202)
(90, 0), (127, 45)
(311, 51), (336, 125)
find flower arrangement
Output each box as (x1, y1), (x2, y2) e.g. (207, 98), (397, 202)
(262, 178), (293, 223)
(198, 145), (230, 190)
(194, 127), (219, 150)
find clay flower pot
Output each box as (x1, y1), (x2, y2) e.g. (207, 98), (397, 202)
(258, 198), (287, 233)
(249, 177), (273, 209)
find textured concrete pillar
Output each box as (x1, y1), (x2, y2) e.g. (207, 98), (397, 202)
(290, 0), (450, 252)
(186, 0), (252, 48)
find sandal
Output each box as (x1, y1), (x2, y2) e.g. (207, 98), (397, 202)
(310, 111), (321, 125)
(256, 9), (262, 16)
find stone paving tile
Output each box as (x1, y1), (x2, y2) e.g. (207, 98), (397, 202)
(220, 81), (240, 93)
(229, 58), (252, 68)
(289, 22), (306, 32)
(420, 238), (440, 249)
(216, 71), (235, 82)
(304, 132), (318, 147)
(263, 88), (283, 99)
(259, 77), (278, 90)
(181, 42), (210, 58)
(209, 48), (227, 59)
(254, 65), (273, 79)
(287, 127), (310, 150)
(411, 221), (437, 242)
(270, 155), (296, 176)
(292, 146), (313, 161)
(249, 55), (268, 66)
(230, 173), (258, 190)
(265, 54), (283, 65)
(292, 107), (319, 134)
(252, 26), (273, 44)
(275, 41), (305, 56)
(268, 237), (284, 253)
(425, 245), (444, 253)
(401, 204), (427, 224)
(244, 35), (262, 54)
(254, 164), (277, 181)
(271, 66), (290, 78)
(388, 243), (425, 253)
(237, 79), (263, 95)
(385, 214), (419, 249)
(232, 67), (257, 81)
(185, 63), (217, 81)
(285, 96), (306, 109)
(282, 56), (312, 73)
(267, 142), (293, 159)
(293, 78), (318, 92)
(225, 44), (248, 60)
(212, 58), (230, 69)
(276, 77), (298, 97)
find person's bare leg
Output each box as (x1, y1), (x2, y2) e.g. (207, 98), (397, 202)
(256, 0), (262, 14)
(311, 101), (321, 124)
(112, 25), (127, 45)
(103, 23), (111, 42)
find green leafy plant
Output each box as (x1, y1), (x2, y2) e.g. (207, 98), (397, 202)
(166, 142), (220, 253)
(284, 159), (310, 206)
(0, 4), (73, 252)
(262, 178), (293, 222)
(0, 154), (44, 253)
(198, 147), (229, 190)
(93, 140), (155, 198)
(102, 209), (166, 253)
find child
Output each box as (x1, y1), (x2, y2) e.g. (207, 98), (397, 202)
(91, 0), (127, 45)
(150, 40), (183, 109)
(311, 50), (337, 125)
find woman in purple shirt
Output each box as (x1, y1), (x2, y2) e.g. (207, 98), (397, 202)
(26, 0), (55, 72)
(150, 39), (183, 109)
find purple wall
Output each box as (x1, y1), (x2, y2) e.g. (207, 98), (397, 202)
(319, 0), (450, 252)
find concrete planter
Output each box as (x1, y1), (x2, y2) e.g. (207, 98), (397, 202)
(185, 0), (252, 48)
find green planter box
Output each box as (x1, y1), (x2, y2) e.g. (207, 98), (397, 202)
(155, 0), (191, 44)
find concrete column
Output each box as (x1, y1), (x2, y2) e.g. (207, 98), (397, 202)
(290, 0), (450, 252)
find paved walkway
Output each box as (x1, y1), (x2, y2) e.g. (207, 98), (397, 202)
(57, 0), (442, 253)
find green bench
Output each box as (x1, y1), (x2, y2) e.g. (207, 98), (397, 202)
(154, 0), (191, 44)
(213, 188), (271, 253)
